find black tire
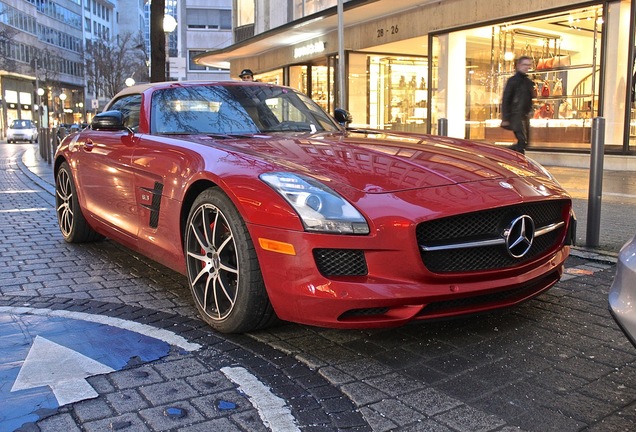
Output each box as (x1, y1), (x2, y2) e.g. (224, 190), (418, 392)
(55, 161), (103, 243)
(185, 188), (277, 333)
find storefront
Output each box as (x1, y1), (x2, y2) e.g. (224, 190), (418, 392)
(1, 76), (37, 138)
(196, 0), (635, 155)
(429, 4), (620, 152)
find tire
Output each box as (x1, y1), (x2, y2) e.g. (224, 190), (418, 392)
(55, 161), (103, 243)
(185, 188), (277, 333)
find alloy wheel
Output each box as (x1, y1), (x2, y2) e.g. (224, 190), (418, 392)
(186, 203), (239, 322)
(56, 168), (74, 238)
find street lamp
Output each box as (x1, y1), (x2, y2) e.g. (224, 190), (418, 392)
(125, 77), (136, 87)
(163, 15), (177, 81)
(59, 93), (67, 125)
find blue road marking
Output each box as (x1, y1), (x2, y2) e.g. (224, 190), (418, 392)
(0, 312), (172, 431)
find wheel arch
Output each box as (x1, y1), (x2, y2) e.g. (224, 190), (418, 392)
(180, 179), (222, 249)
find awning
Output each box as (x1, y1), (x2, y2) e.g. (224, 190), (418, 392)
(193, 0), (425, 68)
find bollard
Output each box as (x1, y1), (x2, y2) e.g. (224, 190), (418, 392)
(46, 128), (53, 164)
(38, 127), (45, 159)
(437, 118), (448, 137)
(586, 117), (605, 247)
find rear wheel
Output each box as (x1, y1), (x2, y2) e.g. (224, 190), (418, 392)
(55, 162), (103, 243)
(185, 188), (276, 333)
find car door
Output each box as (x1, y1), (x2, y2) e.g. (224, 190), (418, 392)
(130, 133), (198, 267)
(74, 95), (141, 242)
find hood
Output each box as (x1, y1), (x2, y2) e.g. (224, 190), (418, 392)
(180, 130), (549, 194)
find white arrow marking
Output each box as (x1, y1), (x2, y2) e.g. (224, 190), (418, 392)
(11, 335), (115, 406)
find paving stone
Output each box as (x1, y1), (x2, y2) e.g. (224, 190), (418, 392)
(398, 387), (463, 416)
(106, 389), (150, 414)
(152, 356), (209, 379)
(189, 390), (252, 418)
(435, 404), (507, 432)
(36, 413), (83, 432)
(358, 406), (398, 432)
(138, 379), (199, 406)
(83, 413), (151, 432)
(72, 397), (115, 422)
(340, 381), (388, 406)
(179, 417), (247, 432)
(109, 365), (165, 390)
(138, 401), (206, 431)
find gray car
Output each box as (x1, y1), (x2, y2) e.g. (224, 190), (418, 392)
(609, 235), (636, 348)
(7, 119), (38, 143)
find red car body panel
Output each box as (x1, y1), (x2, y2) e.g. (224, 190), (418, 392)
(55, 82), (574, 329)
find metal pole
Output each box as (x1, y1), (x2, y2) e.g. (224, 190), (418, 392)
(337, 0), (346, 109)
(437, 118), (448, 136)
(586, 117), (605, 247)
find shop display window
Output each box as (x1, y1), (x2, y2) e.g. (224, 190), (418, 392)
(433, 5), (605, 150)
(364, 55), (428, 132)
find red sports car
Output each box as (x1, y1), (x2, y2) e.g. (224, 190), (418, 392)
(54, 81), (576, 333)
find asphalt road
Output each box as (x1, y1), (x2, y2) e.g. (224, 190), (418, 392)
(2, 141), (636, 432)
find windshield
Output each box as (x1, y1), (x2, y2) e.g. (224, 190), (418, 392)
(10, 120), (34, 129)
(150, 84), (340, 135)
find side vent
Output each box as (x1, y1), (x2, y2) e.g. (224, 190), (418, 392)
(141, 182), (164, 228)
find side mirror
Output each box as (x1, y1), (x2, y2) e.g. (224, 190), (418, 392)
(91, 110), (127, 131)
(334, 108), (352, 126)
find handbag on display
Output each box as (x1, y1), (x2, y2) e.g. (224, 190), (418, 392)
(538, 103), (554, 119)
(541, 81), (551, 97)
(552, 78), (563, 96)
(544, 55), (555, 69)
(558, 101), (573, 118)
(537, 58), (547, 70)
(553, 55), (570, 68)
(536, 39), (549, 70)
(552, 39), (570, 68)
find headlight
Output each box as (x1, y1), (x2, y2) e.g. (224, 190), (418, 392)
(260, 172), (369, 234)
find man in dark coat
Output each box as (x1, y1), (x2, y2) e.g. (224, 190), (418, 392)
(501, 56), (535, 154)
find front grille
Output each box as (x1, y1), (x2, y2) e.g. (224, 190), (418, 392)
(313, 249), (368, 276)
(416, 200), (568, 273)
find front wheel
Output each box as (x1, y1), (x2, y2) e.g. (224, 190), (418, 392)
(55, 162), (103, 243)
(185, 188), (277, 333)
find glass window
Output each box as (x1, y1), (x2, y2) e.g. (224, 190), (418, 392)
(150, 84), (339, 134)
(186, 9), (231, 30)
(236, 0), (254, 27)
(433, 5), (603, 150)
(108, 95), (142, 131)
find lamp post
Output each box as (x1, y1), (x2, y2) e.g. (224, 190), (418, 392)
(59, 93), (67, 125)
(163, 15), (177, 81)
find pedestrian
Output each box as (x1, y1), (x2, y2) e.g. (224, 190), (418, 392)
(239, 69), (255, 81)
(500, 56), (535, 154)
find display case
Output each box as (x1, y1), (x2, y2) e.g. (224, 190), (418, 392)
(484, 28), (599, 146)
(383, 59), (428, 133)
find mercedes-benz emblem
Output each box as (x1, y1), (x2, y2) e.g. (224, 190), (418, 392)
(505, 215), (535, 258)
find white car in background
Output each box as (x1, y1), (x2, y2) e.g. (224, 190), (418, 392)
(7, 119), (38, 143)
(609, 235), (636, 348)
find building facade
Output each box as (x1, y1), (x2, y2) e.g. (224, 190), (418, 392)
(0, 0), (85, 135)
(196, 0), (636, 156)
(0, 0), (149, 135)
